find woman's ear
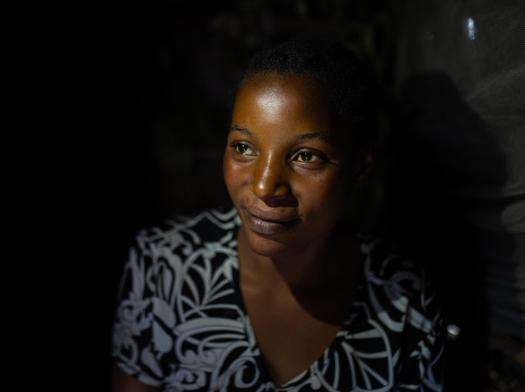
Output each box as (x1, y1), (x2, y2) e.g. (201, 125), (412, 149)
(352, 148), (375, 183)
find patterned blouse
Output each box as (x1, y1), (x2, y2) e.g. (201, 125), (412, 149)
(112, 206), (445, 391)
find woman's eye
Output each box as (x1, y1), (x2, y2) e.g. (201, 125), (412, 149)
(232, 142), (255, 156)
(293, 150), (323, 164)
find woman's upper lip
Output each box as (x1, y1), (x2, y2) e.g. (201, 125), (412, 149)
(244, 207), (299, 223)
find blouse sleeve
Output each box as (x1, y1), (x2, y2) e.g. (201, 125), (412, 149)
(395, 269), (446, 391)
(111, 231), (166, 388)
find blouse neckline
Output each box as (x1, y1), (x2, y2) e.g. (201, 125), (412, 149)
(224, 216), (368, 390)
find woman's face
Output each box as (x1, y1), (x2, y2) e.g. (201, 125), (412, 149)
(223, 72), (346, 257)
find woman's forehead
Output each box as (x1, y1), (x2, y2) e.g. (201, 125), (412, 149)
(238, 72), (324, 101)
(233, 73), (331, 125)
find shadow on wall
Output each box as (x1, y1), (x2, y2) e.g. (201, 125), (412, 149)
(386, 71), (510, 391)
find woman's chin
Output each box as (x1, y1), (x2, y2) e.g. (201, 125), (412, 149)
(243, 228), (294, 257)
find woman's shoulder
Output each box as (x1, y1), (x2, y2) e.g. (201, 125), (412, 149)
(112, 206), (242, 388)
(357, 232), (443, 328)
(134, 205), (241, 252)
(358, 232), (422, 286)
(353, 233), (446, 390)
(122, 206), (241, 282)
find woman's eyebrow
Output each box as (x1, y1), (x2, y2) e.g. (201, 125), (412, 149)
(230, 125), (330, 143)
(229, 124), (253, 137)
(295, 131), (331, 143)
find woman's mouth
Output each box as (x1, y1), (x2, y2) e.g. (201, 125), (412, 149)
(242, 208), (299, 236)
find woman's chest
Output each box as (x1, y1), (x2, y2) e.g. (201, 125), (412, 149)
(161, 274), (402, 391)
(240, 285), (351, 387)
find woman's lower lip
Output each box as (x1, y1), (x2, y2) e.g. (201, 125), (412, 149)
(243, 210), (298, 236)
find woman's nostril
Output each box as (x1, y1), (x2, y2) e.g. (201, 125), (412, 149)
(262, 194), (296, 208)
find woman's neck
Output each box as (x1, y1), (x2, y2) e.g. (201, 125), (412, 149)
(237, 224), (360, 294)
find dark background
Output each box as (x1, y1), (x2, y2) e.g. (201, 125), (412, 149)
(52, 1), (524, 390)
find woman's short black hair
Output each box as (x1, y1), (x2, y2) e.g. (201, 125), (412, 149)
(237, 34), (384, 150)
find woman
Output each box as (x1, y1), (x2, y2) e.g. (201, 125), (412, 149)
(111, 37), (445, 391)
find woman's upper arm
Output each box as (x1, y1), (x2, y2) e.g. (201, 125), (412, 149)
(112, 362), (159, 392)
(111, 232), (167, 389)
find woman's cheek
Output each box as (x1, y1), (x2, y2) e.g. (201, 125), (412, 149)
(223, 157), (244, 198)
(305, 172), (344, 217)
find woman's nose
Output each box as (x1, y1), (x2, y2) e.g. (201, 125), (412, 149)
(252, 153), (291, 206)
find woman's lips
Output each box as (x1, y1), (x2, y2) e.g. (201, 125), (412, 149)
(242, 208), (299, 236)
